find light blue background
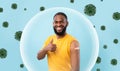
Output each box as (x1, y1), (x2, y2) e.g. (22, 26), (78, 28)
(0, 0), (120, 71)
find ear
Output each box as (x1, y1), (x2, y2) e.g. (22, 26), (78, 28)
(53, 21), (54, 25)
(66, 21), (69, 27)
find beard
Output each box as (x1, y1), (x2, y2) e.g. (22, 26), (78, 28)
(53, 26), (67, 36)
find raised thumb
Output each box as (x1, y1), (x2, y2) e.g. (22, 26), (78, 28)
(50, 39), (53, 44)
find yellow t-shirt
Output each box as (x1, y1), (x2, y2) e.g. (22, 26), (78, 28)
(43, 34), (76, 71)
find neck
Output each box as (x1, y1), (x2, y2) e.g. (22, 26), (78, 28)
(56, 33), (67, 39)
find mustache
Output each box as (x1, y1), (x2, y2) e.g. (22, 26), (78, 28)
(54, 25), (64, 28)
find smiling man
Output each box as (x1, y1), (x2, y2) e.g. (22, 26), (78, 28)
(37, 12), (80, 71)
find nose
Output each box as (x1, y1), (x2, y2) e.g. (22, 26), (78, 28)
(56, 22), (62, 26)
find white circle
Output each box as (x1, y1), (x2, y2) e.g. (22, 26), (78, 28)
(20, 7), (99, 71)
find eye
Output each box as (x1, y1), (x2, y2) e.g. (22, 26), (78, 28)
(54, 21), (57, 24)
(60, 21), (64, 23)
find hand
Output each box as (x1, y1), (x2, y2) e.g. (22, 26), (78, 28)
(45, 39), (57, 52)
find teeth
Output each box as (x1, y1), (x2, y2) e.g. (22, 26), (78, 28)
(57, 27), (62, 30)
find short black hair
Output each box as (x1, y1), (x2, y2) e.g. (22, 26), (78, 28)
(53, 12), (67, 20)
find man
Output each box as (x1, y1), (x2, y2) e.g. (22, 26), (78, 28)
(37, 12), (80, 71)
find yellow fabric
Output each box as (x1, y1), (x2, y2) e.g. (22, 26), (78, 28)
(43, 34), (76, 71)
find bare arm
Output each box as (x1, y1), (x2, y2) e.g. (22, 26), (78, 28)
(37, 47), (48, 60)
(70, 40), (80, 71)
(37, 39), (56, 60)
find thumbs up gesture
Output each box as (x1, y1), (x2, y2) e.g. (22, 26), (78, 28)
(45, 39), (57, 52)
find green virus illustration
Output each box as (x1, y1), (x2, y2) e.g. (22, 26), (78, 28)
(96, 56), (101, 64)
(20, 64), (24, 68)
(96, 68), (100, 71)
(113, 12), (120, 20)
(103, 44), (107, 49)
(0, 7), (3, 13)
(111, 58), (117, 65)
(70, 0), (74, 3)
(24, 8), (27, 11)
(113, 39), (118, 44)
(84, 4), (96, 16)
(101, 0), (103, 2)
(0, 48), (7, 59)
(11, 3), (17, 9)
(40, 6), (45, 11)
(2, 21), (9, 28)
(15, 31), (22, 41)
(100, 25), (106, 31)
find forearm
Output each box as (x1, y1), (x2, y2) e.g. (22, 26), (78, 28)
(71, 52), (80, 71)
(71, 61), (79, 71)
(37, 48), (47, 60)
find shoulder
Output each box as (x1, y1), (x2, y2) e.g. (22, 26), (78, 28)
(71, 40), (80, 48)
(66, 34), (80, 50)
(66, 34), (79, 47)
(70, 40), (80, 52)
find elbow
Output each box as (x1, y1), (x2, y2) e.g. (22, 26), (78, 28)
(37, 53), (45, 60)
(71, 68), (79, 71)
(37, 55), (40, 60)
(37, 53), (42, 60)
(37, 54), (40, 60)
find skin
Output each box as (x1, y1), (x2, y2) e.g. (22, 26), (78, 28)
(37, 14), (80, 71)
(71, 40), (80, 71)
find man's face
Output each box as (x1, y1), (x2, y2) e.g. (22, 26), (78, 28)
(53, 15), (68, 36)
